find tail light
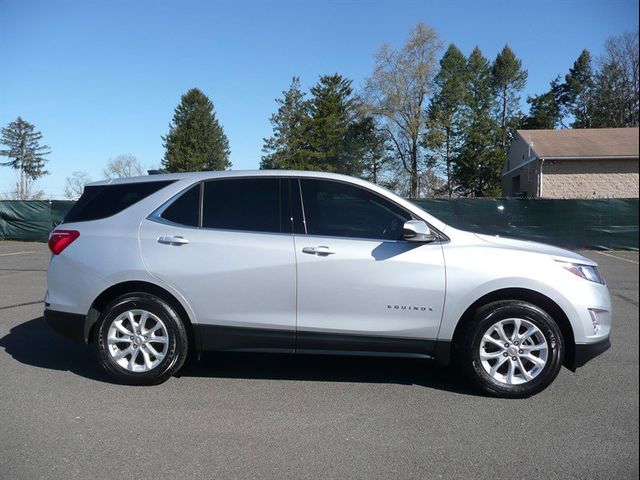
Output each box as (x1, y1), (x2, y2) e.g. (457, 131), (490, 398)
(48, 230), (80, 255)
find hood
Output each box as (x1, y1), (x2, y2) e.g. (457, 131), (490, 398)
(473, 233), (598, 266)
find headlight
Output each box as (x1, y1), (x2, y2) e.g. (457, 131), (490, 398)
(558, 261), (605, 285)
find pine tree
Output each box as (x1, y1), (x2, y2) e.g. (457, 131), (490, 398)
(591, 61), (628, 127)
(491, 44), (528, 149)
(521, 78), (563, 129)
(454, 47), (501, 197)
(425, 43), (468, 197)
(0, 117), (51, 199)
(162, 88), (231, 172)
(303, 74), (365, 174)
(262, 74), (380, 177)
(561, 50), (594, 128)
(344, 116), (390, 182)
(260, 77), (309, 170)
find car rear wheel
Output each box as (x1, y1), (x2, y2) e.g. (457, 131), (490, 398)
(459, 300), (564, 398)
(94, 293), (189, 385)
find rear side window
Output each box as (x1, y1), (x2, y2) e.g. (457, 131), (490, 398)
(300, 179), (411, 240)
(161, 184), (200, 227)
(202, 178), (283, 233)
(64, 181), (174, 223)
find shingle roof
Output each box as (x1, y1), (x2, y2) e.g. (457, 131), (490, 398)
(517, 128), (639, 158)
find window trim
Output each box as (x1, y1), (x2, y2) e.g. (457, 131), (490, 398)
(296, 179), (308, 235)
(295, 177), (448, 243)
(198, 181), (204, 227)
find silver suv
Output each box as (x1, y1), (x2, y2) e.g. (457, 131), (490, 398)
(45, 171), (611, 397)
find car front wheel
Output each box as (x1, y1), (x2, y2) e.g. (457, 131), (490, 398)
(459, 300), (564, 398)
(94, 293), (189, 385)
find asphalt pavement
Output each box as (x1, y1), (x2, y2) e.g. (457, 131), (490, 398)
(0, 241), (638, 479)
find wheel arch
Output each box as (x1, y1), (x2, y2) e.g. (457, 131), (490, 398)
(447, 288), (576, 370)
(85, 280), (199, 353)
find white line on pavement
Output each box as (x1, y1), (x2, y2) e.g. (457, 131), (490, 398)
(0, 251), (34, 257)
(594, 251), (639, 265)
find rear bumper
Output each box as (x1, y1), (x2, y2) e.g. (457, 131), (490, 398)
(45, 309), (85, 343)
(569, 336), (611, 371)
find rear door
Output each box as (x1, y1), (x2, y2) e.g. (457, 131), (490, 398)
(293, 178), (446, 355)
(139, 177), (297, 352)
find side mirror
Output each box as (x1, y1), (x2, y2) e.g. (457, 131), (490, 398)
(402, 220), (437, 243)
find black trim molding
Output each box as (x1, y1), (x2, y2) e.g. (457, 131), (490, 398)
(297, 330), (436, 356)
(195, 324), (439, 358)
(570, 336), (611, 371)
(196, 324), (295, 353)
(45, 309), (85, 343)
(432, 340), (452, 365)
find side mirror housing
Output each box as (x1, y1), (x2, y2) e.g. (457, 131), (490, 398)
(402, 220), (437, 243)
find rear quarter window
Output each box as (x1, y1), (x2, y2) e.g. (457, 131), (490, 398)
(64, 181), (175, 223)
(160, 184), (200, 227)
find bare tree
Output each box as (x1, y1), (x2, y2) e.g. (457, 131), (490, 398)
(418, 169), (447, 198)
(103, 154), (145, 179)
(364, 23), (443, 198)
(1, 180), (45, 200)
(602, 28), (639, 126)
(64, 171), (92, 200)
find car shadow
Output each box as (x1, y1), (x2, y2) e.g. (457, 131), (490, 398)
(0, 316), (114, 382)
(179, 352), (478, 395)
(1, 317), (478, 396)
(370, 241), (422, 261)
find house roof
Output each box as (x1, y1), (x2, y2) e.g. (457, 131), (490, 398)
(517, 127), (639, 158)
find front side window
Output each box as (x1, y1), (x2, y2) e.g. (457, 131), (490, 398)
(299, 179), (411, 240)
(202, 178), (284, 233)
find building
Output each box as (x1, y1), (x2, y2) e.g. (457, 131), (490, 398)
(502, 128), (639, 198)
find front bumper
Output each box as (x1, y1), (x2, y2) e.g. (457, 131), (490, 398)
(44, 309), (85, 343)
(568, 335), (611, 371)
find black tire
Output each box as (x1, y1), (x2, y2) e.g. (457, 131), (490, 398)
(458, 300), (564, 398)
(94, 293), (189, 385)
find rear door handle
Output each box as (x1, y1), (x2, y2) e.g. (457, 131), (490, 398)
(302, 245), (336, 255)
(158, 236), (190, 246)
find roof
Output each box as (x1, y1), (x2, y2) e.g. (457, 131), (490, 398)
(517, 128), (639, 159)
(87, 169), (359, 187)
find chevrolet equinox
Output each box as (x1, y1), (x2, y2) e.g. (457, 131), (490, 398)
(45, 171), (611, 397)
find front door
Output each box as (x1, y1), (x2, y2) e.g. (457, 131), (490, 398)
(293, 178), (446, 355)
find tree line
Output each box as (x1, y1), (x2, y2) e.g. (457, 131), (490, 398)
(1, 24), (637, 199)
(260, 24), (639, 198)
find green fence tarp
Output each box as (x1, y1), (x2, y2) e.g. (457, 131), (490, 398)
(0, 200), (75, 242)
(412, 198), (639, 251)
(1, 198), (638, 250)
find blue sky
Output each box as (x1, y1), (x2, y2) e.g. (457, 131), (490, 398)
(1, 0), (638, 198)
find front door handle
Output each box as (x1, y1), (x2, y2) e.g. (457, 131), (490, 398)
(302, 245), (336, 255)
(158, 236), (190, 246)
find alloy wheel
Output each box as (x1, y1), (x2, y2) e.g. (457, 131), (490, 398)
(479, 318), (548, 385)
(106, 309), (169, 372)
